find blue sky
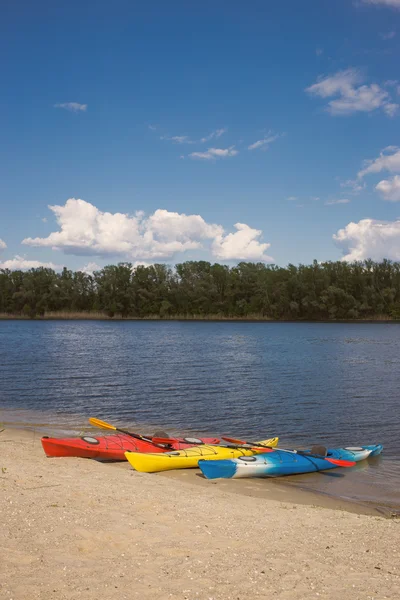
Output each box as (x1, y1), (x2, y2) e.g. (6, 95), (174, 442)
(1, 0), (400, 272)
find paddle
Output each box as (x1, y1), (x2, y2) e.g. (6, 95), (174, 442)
(152, 436), (207, 446)
(151, 436), (274, 452)
(88, 418), (170, 449)
(221, 437), (356, 467)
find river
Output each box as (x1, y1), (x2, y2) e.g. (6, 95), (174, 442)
(1, 320), (399, 513)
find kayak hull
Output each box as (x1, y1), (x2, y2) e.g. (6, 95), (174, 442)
(41, 434), (220, 461)
(125, 437), (279, 472)
(199, 444), (383, 479)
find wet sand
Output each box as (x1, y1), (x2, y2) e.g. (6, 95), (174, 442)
(1, 427), (399, 600)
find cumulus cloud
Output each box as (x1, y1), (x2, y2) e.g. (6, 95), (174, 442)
(80, 262), (101, 275)
(248, 133), (280, 151)
(54, 102), (87, 113)
(189, 147), (238, 160)
(325, 199), (351, 205)
(334, 219), (400, 261)
(0, 256), (60, 270)
(376, 175), (400, 201)
(306, 69), (398, 116)
(132, 261), (154, 269)
(212, 223), (273, 262)
(22, 198), (272, 262)
(0, 239), (6, 251)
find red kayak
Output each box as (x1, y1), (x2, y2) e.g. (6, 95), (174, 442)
(41, 433), (220, 461)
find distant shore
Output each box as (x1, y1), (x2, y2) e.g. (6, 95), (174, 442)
(1, 427), (399, 600)
(0, 310), (399, 322)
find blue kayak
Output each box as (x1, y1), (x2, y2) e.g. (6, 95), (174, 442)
(198, 444), (383, 480)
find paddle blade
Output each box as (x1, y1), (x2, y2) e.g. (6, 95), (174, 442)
(89, 417), (117, 431)
(325, 458), (356, 468)
(222, 436), (245, 445)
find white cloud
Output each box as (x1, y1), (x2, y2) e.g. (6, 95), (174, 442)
(287, 196), (298, 201)
(334, 218), (400, 261)
(361, 0), (400, 7)
(0, 239), (6, 251)
(376, 175), (400, 201)
(161, 128), (227, 145)
(358, 146), (400, 178)
(325, 199), (351, 205)
(0, 255), (60, 270)
(189, 147), (238, 160)
(380, 30), (396, 39)
(80, 261), (154, 274)
(306, 69), (398, 116)
(148, 124), (157, 131)
(383, 102), (399, 116)
(340, 178), (366, 194)
(22, 198), (271, 262)
(132, 261), (153, 269)
(161, 135), (192, 144)
(355, 147), (400, 201)
(248, 133), (280, 151)
(80, 262), (101, 274)
(316, 47), (323, 56)
(200, 128), (226, 143)
(212, 223), (273, 262)
(54, 102), (87, 113)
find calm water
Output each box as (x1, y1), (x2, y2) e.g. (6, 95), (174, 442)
(1, 320), (399, 512)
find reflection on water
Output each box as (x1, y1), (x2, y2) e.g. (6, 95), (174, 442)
(0, 320), (399, 511)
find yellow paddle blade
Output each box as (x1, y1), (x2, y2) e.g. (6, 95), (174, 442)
(89, 417), (117, 431)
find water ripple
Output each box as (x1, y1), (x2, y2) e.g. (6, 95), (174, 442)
(0, 320), (399, 509)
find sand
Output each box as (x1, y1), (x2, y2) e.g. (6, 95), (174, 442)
(0, 428), (399, 600)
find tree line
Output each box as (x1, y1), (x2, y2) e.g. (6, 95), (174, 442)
(1, 259), (400, 320)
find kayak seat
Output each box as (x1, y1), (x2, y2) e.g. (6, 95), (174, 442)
(310, 445), (327, 456)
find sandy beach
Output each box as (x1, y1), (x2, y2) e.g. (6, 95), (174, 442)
(1, 428), (399, 600)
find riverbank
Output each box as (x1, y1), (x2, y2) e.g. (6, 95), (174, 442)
(1, 428), (399, 599)
(0, 310), (397, 322)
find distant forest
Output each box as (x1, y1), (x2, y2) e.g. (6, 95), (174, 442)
(1, 259), (400, 320)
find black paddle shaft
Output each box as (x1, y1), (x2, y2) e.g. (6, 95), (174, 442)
(116, 427), (169, 449)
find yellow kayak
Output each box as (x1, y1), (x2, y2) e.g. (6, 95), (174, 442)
(124, 437), (279, 473)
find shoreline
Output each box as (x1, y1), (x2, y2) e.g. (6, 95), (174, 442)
(1, 415), (398, 519)
(1, 427), (399, 599)
(1, 425), (397, 519)
(0, 312), (399, 323)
